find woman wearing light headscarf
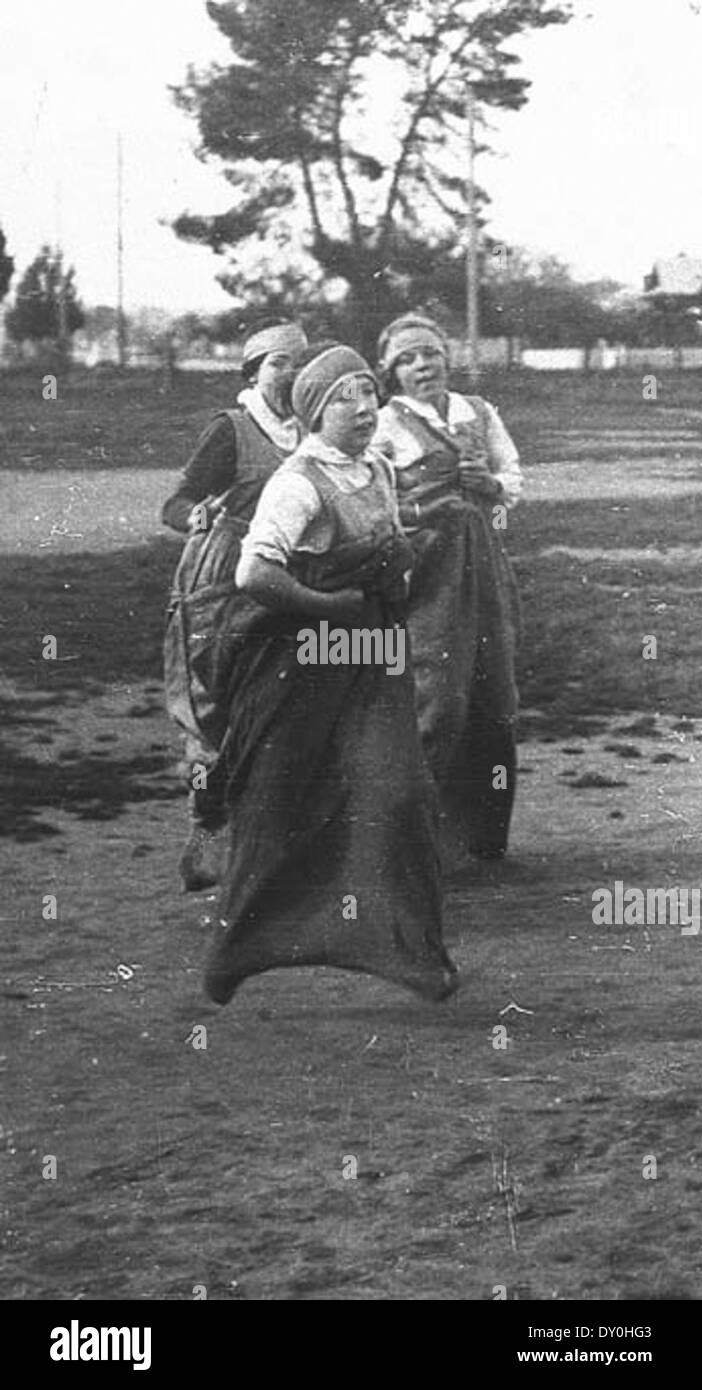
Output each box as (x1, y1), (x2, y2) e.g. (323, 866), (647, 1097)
(375, 314), (523, 860)
(202, 342), (458, 1006)
(163, 318), (308, 889)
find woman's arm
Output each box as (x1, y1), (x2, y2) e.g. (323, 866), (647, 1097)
(484, 402), (523, 508)
(236, 466), (365, 620)
(162, 415), (238, 533)
(237, 555), (365, 622)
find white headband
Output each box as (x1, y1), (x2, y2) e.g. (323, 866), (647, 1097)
(242, 323), (308, 366)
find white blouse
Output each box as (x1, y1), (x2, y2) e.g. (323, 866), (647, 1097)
(376, 392), (523, 508)
(237, 440), (398, 574)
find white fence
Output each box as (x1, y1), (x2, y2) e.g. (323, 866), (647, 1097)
(2, 327), (702, 374)
(619, 346), (702, 370)
(451, 339), (702, 371)
(520, 347), (586, 371)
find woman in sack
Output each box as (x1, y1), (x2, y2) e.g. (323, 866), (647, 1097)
(202, 342), (458, 1005)
(375, 314), (523, 861)
(162, 318), (308, 890)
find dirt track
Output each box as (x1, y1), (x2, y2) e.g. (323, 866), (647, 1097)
(5, 676), (702, 1299)
(4, 374), (702, 1300)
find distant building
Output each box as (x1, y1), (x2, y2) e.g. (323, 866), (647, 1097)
(72, 328), (121, 366)
(644, 253), (702, 302)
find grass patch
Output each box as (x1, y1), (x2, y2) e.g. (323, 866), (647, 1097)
(1, 365), (701, 735)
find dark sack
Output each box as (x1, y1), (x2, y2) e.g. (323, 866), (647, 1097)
(164, 408), (289, 752)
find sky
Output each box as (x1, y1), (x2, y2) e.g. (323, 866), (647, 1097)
(0, 0), (700, 312)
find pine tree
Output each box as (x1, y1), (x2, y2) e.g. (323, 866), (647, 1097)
(172, 0), (573, 353)
(6, 245), (85, 348)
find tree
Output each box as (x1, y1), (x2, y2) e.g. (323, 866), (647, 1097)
(6, 245), (84, 350)
(379, 239), (625, 366)
(172, 311), (212, 345)
(476, 247), (624, 367)
(0, 225), (13, 304)
(82, 304), (123, 338)
(172, 0), (573, 354)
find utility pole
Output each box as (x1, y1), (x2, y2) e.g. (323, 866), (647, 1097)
(116, 133), (127, 368)
(54, 183), (68, 356)
(57, 249), (69, 356)
(465, 83), (480, 385)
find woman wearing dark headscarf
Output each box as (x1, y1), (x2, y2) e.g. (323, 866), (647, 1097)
(202, 343), (458, 1005)
(162, 318), (308, 889)
(375, 314), (523, 860)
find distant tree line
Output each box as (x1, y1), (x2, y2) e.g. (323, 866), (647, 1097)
(1, 233), (699, 368)
(158, 243), (701, 365)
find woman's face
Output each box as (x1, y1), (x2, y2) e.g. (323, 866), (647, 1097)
(319, 375), (378, 456)
(255, 350), (298, 416)
(392, 342), (448, 405)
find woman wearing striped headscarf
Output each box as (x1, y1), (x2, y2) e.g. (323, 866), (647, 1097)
(375, 313), (523, 861)
(162, 318), (308, 889)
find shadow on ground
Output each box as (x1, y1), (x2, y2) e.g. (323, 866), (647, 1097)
(1, 535), (183, 839)
(3, 476), (702, 837)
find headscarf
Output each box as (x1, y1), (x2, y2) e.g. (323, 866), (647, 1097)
(242, 322), (308, 372)
(291, 344), (376, 430)
(376, 314), (449, 382)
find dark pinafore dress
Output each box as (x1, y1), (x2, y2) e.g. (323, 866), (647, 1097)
(203, 449), (458, 1005)
(378, 396), (521, 856)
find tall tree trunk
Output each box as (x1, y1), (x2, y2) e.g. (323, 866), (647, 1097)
(347, 281), (389, 364)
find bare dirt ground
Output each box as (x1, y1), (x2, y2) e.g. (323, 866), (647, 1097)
(3, 368), (702, 1301)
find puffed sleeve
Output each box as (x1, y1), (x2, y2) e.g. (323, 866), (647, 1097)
(372, 449), (402, 529)
(236, 469), (330, 574)
(484, 401), (523, 509)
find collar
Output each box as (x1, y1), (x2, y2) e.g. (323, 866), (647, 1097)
(304, 438), (364, 467)
(290, 436), (377, 478)
(237, 386), (300, 453)
(394, 392), (477, 429)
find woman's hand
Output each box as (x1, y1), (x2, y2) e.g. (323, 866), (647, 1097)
(400, 492), (465, 530)
(458, 463), (504, 500)
(237, 555), (367, 621)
